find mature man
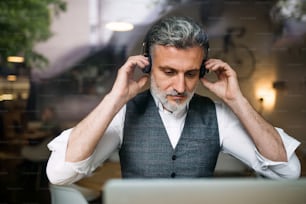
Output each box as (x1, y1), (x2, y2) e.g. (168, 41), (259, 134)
(47, 16), (300, 184)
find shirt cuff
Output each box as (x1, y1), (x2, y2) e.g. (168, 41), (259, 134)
(255, 127), (301, 167)
(47, 128), (96, 175)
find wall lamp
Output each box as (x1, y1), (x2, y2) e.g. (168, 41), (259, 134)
(256, 86), (276, 112)
(7, 56), (24, 63)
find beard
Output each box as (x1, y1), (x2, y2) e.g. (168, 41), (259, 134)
(150, 75), (195, 113)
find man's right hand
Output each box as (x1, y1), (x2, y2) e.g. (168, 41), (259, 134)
(65, 55), (149, 163)
(109, 55), (150, 105)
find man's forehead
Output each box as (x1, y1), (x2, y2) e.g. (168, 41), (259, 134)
(152, 45), (205, 66)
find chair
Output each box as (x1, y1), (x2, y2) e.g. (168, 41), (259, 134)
(49, 183), (89, 204)
(49, 183), (101, 204)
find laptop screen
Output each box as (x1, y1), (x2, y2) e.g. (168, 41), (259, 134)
(103, 178), (306, 204)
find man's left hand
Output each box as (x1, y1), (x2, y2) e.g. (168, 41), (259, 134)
(200, 58), (243, 105)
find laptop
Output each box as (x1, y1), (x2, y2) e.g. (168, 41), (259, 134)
(103, 178), (306, 204)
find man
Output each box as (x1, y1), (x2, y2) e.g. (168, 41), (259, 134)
(47, 16), (300, 184)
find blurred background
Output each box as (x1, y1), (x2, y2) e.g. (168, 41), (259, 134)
(0, 0), (306, 203)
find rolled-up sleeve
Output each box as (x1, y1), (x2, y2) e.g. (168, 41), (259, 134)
(46, 129), (90, 185)
(46, 107), (125, 185)
(254, 128), (301, 179)
(216, 102), (301, 179)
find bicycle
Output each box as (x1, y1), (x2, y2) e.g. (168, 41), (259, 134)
(212, 27), (256, 79)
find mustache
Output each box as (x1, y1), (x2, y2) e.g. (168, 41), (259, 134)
(166, 90), (188, 97)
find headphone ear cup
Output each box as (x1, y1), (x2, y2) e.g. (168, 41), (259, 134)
(200, 45), (209, 78)
(143, 64), (151, 73)
(199, 61), (208, 78)
(142, 55), (152, 73)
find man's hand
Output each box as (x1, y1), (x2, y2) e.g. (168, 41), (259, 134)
(110, 55), (149, 104)
(66, 55), (149, 162)
(201, 59), (287, 162)
(200, 59), (243, 105)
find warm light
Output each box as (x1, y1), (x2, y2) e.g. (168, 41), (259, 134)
(256, 87), (276, 111)
(20, 92), (28, 100)
(7, 56), (24, 63)
(0, 94), (14, 101)
(7, 75), (17, 82)
(105, 21), (134, 31)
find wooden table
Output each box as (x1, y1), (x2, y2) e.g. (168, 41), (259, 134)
(76, 162), (121, 191)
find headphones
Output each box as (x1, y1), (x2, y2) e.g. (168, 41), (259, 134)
(141, 38), (210, 78)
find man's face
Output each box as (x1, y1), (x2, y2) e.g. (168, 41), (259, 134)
(150, 45), (204, 112)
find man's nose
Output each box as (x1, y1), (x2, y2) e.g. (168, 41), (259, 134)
(173, 74), (186, 93)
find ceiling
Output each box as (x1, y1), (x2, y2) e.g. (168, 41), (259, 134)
(32, 0), (306, 82)
(31, 0), (239, 81)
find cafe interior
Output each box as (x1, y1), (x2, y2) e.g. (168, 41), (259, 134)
(1, 0), (306, 203)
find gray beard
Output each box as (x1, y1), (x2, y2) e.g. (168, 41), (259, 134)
(150, 75), (195, 113)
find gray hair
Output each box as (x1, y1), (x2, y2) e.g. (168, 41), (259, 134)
(144, 16), (209, 55)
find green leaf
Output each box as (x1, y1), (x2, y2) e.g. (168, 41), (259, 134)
(0, 0), (66, 68)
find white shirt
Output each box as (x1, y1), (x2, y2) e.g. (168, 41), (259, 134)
(46, 99), (301, 185)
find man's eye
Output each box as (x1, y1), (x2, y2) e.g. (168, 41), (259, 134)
(164, 70), (176, 76)
(185, 71), (198, 78)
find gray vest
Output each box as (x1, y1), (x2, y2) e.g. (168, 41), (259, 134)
(119, 91), (220, 178)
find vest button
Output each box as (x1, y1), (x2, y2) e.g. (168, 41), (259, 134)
(171, 172), (176, 178)
(172, 155), (176, 160)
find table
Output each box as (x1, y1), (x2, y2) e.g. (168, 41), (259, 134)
(76, 162), (121, 191)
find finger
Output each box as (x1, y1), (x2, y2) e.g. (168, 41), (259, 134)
(206, 60), (225, 71)
(116, 56), (149, 82)
(131, 55), (149, 65)
(200, 77), (215, 91)
(206, 59), (236, 78)
(204, 59), (219, 73)
(134, 57), (150, 72)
